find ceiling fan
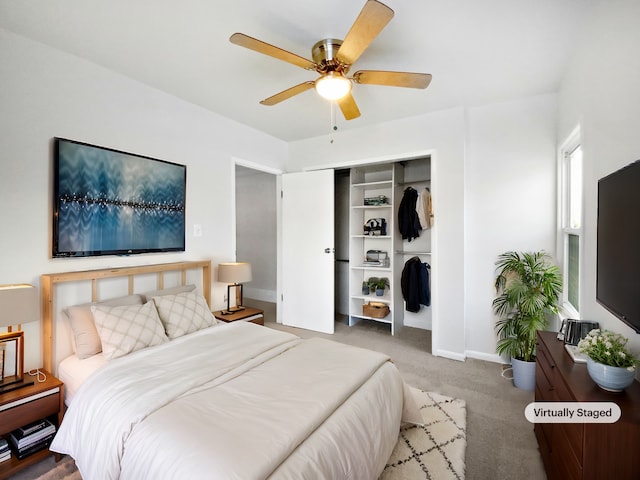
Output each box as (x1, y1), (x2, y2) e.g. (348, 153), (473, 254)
(229, 0), (432, 121)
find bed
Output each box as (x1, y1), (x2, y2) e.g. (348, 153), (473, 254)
(41, 261), (419, 480)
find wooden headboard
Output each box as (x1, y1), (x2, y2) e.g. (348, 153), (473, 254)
(40, 260), (212, 373)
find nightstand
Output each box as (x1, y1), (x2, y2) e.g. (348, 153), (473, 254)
(213, 307), (265, 326)
(0, 371), (64, 480)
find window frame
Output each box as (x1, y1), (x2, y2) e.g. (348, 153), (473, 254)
(558, 127), (582, 318)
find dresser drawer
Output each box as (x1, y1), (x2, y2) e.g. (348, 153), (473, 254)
(553, 372), (584, 462)
(535, 361), (554, 400)
(0, 387), (60, 433)
(536, 340), (554, 376)
(553, 418), (583, 480)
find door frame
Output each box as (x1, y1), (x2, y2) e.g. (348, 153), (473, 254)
(277, 149), (437, 353)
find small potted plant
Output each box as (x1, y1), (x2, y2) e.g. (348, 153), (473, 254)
(362, 281), (370, 295)
(367, 277), (379, 295)
(375, 277), (389, 296)
(578, 329), (639, 392)
(493, 251), (562, 390)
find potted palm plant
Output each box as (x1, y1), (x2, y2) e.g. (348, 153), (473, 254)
(493, 251), (562, 390)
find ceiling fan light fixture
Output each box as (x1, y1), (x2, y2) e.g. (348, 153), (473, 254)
(315, 72), (352, 100)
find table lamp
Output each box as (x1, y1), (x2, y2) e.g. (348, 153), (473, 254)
(218, 262), (252, 314)
(0, 284), (38, 392)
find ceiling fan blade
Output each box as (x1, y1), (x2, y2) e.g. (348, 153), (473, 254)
(353, 70), (432, 89)
(337, 93), (361, 120)
(260, 81), (316, 106)
(230, 33), (316, 70)
(337, 0), (394, 66)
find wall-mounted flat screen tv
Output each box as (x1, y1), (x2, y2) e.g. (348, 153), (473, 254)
(596, 159), (640, 333)
(53, 138), (186, 258)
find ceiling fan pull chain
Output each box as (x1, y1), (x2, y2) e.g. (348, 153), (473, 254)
(331, 102), (337, 131)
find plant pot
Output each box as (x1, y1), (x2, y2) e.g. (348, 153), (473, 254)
(376, 288), (384, 296)
(362, 285), (370, 295)
(511, 358), (536, 391)
(586, 357), (636, 392)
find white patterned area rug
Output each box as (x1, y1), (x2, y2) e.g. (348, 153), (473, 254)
(380, 388), (467, 480)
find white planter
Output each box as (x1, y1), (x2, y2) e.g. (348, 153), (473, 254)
(512, 358), (536, 391)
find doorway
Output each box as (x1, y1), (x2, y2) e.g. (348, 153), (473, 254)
(235, 164), (278, 306)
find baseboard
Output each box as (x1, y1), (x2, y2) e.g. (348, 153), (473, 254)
(433, 349), (466, 362)
(465, 350), (503, 364)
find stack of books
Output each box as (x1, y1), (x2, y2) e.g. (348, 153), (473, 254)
(0, 438), (10, 463)
(8, 419), (56, 460)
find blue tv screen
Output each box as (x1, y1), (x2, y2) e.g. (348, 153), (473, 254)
(53, 138), (186, 257)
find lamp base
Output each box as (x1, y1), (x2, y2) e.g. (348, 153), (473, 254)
(221, 306), (246, 315)
(223, 283), (246, 315)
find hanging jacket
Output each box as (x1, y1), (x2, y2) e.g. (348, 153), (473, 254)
(416, 187), (434, 230)
(398, 187), (421, 242)
(401, 256), (431, 312)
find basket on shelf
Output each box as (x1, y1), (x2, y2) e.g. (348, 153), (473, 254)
(363, 302), (390, 318)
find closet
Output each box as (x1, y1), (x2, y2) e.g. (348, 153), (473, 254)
(344, 157), (431, 335)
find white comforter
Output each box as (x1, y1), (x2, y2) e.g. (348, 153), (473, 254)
(52, 322), (415, 480)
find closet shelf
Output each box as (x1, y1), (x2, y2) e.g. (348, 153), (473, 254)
(396, 251), (432, 255)
(350, 313), (392, 324)
(397, 179), (430, 186)
(352, 265), (392, 272)
(351, 180), (393, 188)
(351, 204), (392, 209)
(351, 235), (392, 239)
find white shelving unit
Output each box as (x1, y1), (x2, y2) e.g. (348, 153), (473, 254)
(347, 158), (432, 335)
(348, 164), (401, 334)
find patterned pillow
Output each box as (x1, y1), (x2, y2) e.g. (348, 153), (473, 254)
(92, 301), (168, 360)
(153, 291), (217, 339)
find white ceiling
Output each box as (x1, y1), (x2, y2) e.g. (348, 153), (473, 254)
(0, 0), (594, 142)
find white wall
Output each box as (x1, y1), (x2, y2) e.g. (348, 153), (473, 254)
(288, 97), (559, 361)
(557, 0), (640, 354)
(0, 29), (287, 370)
(289, 108), (466, 360)
(465, 94), (558, 362)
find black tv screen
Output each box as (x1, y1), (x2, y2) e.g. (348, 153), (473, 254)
(53, 138), (186, 258)
(596, 159), (640, 333)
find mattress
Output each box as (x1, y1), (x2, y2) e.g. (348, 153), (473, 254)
(52, 322), (417, 480)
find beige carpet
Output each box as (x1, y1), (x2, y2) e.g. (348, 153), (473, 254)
(35, 388), (465, 480)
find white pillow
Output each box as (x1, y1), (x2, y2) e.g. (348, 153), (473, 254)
(92, 301), (168, 360)
(65, 294), (144, 359)
(153, 291), (217, 339)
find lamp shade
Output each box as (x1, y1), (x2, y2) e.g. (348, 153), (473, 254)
(0, 284), (38, 328)
(218, 263), (252, 284)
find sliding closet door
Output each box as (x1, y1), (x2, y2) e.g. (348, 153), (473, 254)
(281, 170), (335, 334)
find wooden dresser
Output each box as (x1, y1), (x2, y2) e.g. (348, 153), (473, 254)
(535, 331), (640, 480)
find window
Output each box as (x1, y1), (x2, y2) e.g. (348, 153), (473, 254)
(559, 129), (582, 315)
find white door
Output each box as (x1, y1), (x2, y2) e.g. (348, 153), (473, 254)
(281, 170), (335, 333)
